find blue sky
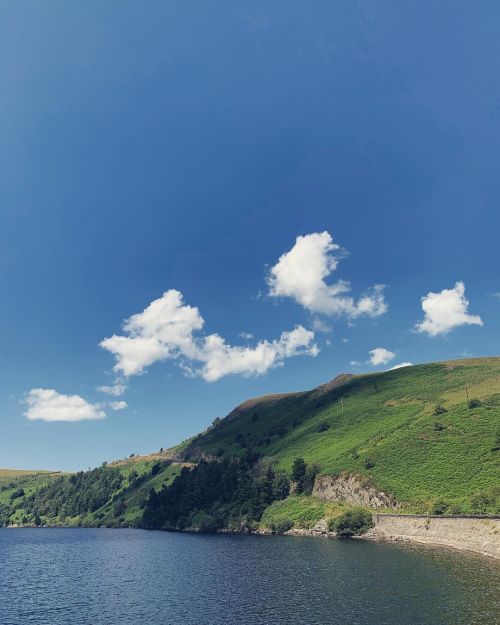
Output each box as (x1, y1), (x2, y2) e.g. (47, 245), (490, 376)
(1, 2), (500, 471)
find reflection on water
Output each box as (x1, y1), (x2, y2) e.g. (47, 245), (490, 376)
(0, 529), (499, 625)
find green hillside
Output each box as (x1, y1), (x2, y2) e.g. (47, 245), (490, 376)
(1, 357), (499, 528)
(179, 357), (500, 511)
(0, 459), (184, 527)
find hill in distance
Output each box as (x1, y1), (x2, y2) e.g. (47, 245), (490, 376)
(1, 357), (499, 528)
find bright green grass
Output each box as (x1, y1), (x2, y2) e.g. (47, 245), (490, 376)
(185, 358), (500, 510)
(260, 495), (347, 530)
(0, 471), (66, 506)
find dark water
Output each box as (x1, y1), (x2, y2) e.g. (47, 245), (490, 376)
(0, 529), (499, 625)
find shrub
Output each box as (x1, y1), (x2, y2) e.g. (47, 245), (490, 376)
(269, 518), (294, 534)
(491, 430), (500, 452)
(151, 462), (161, 476)
(428, 499), (449, 515)
(469, 489), (499, 514)
(113, 500), (126, 518)
(468, 398), (482, 409)
(363, 458), (375, 469)
(10, 488), (25, 501)
(433, 422), (446, 432)
(317, 422), (330, 432)
(330, 507), (373, 537)
(191, 511), (217, 533)
(434, 405), (447, 415)
(301, 464), (319, 495)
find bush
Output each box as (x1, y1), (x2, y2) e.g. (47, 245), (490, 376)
(428, 499), (449, 515)
(268, 518), (294, 534)
(433, 422), (446, 432)
(434, 405), (447, 415)
(9, 488), (25, 501)
(113, 500), (126, 518)
(469, 489), (500, 514)
(468, 398), (482, 409)
(329, 507), (373, 537)
(151, 462), (161, 476)
(191, 511), (217, 533)
(363, 458), (375, 469)
(316, 422), (330, 432)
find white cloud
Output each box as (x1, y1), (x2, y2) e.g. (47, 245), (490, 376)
(415, 281), (483, 337)
(389, 362), (413, 370)
(312, 318), (332, 333)
(369, 347), (395, 366)
(24, 389), (106, 422)
(199, 326), (318, 382)
(100, 290), (203, 376)
(239, 332), (254, 340)
(97, 383), (127, 396)
(109, 400), (128, 411)
(267, 232), (387, 318)
(100, 289), (318, 382)
(350, 360), (362, 366)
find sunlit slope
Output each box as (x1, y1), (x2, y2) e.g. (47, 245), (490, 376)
(182, 358), (500, 506)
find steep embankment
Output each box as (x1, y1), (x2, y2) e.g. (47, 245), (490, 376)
(179, 358), (500, 513)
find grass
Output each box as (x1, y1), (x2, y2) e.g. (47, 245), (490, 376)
(260, 495), (347, 530)
(4, 357), (499, 525)
(0, 471), (66, 507)
(182, 358), (500, 512)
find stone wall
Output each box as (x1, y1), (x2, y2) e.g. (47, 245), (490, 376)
(372, 514), (500, 559)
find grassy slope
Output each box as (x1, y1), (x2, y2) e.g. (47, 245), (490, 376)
(182, 358), (500, 509)
(0, 471), (66, 505)
(260, 495), (347, 530)
(1, 460), (184, 527)
(3, 357), (499, 526)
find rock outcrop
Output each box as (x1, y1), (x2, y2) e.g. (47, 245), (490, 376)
(312, 473), (398, 509)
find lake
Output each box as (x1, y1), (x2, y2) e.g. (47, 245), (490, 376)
(0, 529), (499, 625)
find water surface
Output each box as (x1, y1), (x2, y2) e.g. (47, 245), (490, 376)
(0, 529), (499, 625)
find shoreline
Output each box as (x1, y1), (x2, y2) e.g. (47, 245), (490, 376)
(4, 514), (500, 561)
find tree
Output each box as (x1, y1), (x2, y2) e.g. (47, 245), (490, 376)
(151, 462), (161, 476)
(113, 500), (126, 518)
(292, 458), (307, 484)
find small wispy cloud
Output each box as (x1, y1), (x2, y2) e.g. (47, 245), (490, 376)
(389, 362), (413, 370)
(97, 383), (127, 397)
(109, 400), (127, 411)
